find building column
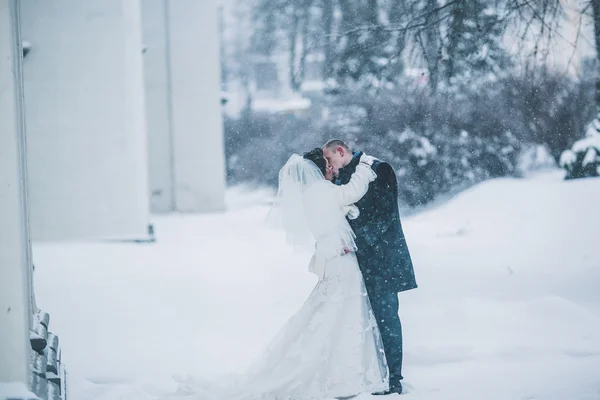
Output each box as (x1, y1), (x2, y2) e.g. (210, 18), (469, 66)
(0, 0), (33, 386)
(20, 0), (151, 241)
(143, 0), (226, 213)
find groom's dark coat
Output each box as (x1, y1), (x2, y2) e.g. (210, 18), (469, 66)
(337, 152), (417, 293)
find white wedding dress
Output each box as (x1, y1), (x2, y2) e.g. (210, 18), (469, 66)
(165, 155), (389, 400)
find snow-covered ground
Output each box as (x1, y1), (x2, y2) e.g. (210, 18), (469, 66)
(33, 171), (600, 400)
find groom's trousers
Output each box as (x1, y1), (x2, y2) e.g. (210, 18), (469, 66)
(367, 288), (403, 388)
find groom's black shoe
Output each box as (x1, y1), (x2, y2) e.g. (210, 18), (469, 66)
(372, 386), (402, 396)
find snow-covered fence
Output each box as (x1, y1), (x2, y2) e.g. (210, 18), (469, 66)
(29, 304), (68, 400)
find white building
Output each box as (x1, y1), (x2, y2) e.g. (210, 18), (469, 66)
(18, 0), (226, 240)
(1, 0), (226, 396)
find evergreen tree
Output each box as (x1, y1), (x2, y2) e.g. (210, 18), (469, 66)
(442, 0), (510, 88)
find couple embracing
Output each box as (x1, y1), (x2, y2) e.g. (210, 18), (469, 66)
(167, 140), (417, 400)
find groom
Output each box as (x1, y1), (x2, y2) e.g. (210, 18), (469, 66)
(323, 139), (417, 395)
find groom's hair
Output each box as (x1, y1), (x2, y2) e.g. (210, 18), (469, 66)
(303, 148), (328, 176)
(323, 139), (350, 151)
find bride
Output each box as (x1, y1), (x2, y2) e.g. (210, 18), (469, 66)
(166, 149), (389, 400)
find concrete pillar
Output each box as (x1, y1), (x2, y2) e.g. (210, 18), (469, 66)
(142, 0), (226, 213)
(20, 0), (151, 241)
(0, 0), (33, 385)
(142, 0), (174, 212)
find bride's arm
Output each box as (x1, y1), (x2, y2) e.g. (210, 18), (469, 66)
(333, 160), (377, 206)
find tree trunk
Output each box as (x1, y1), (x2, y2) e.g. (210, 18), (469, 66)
(591, 0), (600, 129)
(289, 8), (300, 90)
(299, 6), (310, 86)
(421, 0), (442, 92)
(445, 1), (463, 84)
(322, 0), (334, 79)
(365, 0), (378, 25)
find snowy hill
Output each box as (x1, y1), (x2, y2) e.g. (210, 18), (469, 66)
(32, 170), (600, 400)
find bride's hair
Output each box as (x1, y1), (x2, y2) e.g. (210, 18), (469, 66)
(303, 148), (327, 176)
